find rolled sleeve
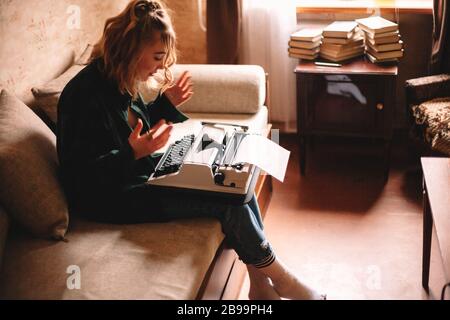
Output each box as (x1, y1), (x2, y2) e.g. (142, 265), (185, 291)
(147, 92), (189, 127)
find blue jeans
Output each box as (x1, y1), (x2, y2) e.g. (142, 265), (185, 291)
(156, 194), (275, 266)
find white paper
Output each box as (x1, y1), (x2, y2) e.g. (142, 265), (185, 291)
(232, 134), (290, 182)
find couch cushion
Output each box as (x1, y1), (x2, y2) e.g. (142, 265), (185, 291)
(0, 205), (9, 270)
(30, 44), (93, 124)
(140, 64), (266, 114)
(0, 90), (69, 239)
(0, 216), (224, 299)
(412, 97), (450, 155)
(31, 64), (86, 124)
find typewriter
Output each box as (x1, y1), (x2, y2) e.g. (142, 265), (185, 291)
(147, 122), (261, 204)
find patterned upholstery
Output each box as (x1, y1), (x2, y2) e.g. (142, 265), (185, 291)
(412, 97), (450, 155)
(405, 74), (450, 156)
(405, 0), (450, 156)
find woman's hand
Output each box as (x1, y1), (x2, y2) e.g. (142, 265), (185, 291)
(163, 71), (193, 107)
(128, 119), (173, 160)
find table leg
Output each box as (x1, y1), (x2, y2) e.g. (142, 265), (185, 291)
(309, 136), (315, 152)
(422, 181), (433, 291)
(299, 135), (306, 176)
(383, 139), (392, 183)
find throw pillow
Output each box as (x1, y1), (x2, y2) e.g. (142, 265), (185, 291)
(31, 64), (85, 124)
(0, 90), (69, 240)
(412, 97), (450, 155)
(31, 44), (93, 124)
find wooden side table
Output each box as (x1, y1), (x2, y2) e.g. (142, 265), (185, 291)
(421, 157), (450, 298)
(295, 57), (398, 180)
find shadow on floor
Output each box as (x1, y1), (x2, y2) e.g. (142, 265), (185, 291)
(276, 134), (419, 214)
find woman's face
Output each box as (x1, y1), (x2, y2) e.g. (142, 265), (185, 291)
(136, 36), (166, 81)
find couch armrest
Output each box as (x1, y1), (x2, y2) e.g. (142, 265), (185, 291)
(173, 64), (266, 114)
(139, 64), (267, 115)
(405, 73), (450, 106)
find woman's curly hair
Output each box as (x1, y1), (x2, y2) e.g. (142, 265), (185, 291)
(90, 0), (177, 97)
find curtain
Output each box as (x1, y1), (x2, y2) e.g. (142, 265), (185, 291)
(239, 0), (298, 132)
(206, 0), (241, 64)
(430, 0), (449, 74)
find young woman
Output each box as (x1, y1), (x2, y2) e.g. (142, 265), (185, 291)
(57, 0), (324, 300)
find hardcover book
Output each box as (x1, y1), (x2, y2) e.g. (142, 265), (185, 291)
(320, 50), (364, 62)
(288, 47), (321, 55)
(356, 16), (398, 35)
(320, 37), (364, 52)
(366, 33), (401, 45)
(289, 40), (321, 49)
(363, 29), (399, 40)
(367, 40), (403, 52)
(322, 33), (362, 44)
(289, 52), (319, 60)
(366, 52), (399, 63)
(322, 21), (358, 38)
(291, 28), (323, 42)
(366, 47), (404, 59)
(320, 45), (364, 59)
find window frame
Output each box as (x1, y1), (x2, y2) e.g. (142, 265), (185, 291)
(296, 0), (433, 15)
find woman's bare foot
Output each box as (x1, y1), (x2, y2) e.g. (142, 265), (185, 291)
(257, 259), (326, 300)
(247, 266), (281, 300)
(271, 270), (324, 300)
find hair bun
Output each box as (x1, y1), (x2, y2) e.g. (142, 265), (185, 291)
(134, 1), (160, 18)
(148, 1), (160, 12)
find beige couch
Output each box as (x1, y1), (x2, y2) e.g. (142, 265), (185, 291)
(0, 59), (270, 300)
(0, 0), (273, 300)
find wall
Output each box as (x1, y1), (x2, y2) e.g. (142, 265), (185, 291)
(0, 0), (206, 106)
(0, 0), (129, 104)
(166, 0), (207, 64)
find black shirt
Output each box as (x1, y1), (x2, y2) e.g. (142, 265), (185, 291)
(56, 58), (188, 215)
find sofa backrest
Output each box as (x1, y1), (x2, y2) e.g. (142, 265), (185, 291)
(139, 64), (267, 114)
(174, 64), (266, 114)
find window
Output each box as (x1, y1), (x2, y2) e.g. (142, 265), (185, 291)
(296, 0), (433, 14)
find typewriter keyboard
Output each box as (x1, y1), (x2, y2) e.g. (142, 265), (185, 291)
(153, 134), (196, 178)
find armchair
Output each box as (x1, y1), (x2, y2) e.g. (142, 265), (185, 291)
(405, 74), (450, 156)
(404, 0), (450, 156)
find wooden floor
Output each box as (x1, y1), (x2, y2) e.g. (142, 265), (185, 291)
(237, 133), (447, 300)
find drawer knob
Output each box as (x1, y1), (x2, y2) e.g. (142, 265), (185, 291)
(376, 103), (384, 110)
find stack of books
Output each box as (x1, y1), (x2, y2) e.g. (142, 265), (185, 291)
(355, 16), (403, 63)
(319, 21), (365, 62)
(288, 28), (322, 60)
